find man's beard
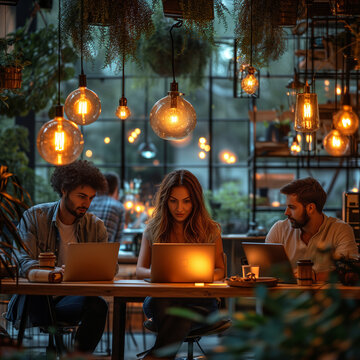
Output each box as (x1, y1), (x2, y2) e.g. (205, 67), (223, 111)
(288, 208), (310, 229)
(64, 194), (87, 219)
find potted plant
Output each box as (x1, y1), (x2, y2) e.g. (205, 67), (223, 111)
(0, 24), (76, 117)
(0, 32), (30, 91)
(139, 10), (213, 88)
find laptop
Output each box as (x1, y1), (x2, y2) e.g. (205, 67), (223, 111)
(150, 243), (216, 283)
(242, 242), (297, 283)
(63, 242), (120, 282)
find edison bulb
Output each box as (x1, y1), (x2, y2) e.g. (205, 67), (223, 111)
(150, 92), (196, 140)
(333, 105), (359, 135)
(294, 88), (320, 132)
(323, 129), (349, 156)
(65, 78), (101, 126)
(37, 106), (84, 165)
(290, 141), (301, 155)
(241, 73), (259, 94)
(115, 96), (131, 120)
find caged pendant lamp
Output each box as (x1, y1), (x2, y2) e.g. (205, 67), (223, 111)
(37, 0), (84, 166)
(150, 20), (196, 140)
(115, 52), (131, 120)
(64, 0), (101, 125)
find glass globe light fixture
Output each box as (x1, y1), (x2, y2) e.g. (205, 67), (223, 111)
(294, 81), (320, 133)
(323, 129), (349, 156)
(333, 94), (359, 135)
(150, 82), (196, 140)
(65, 74), (101, 125)
(241, 66), (259, 95)
(138, 141), (157, 159)
(37, 105), (84, 165)
(115, 96), (131, 120)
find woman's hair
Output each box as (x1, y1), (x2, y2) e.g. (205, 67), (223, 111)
(51, 160), (107, 197)
(146, 169), (220, 244)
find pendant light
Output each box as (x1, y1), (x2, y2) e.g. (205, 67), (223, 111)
(64, 0), (101, 125)
(286, 68), (305, 113)
(115, 52), (131, 120)
(139, 81), (156, 159)
(240, 0), (259, 95)
(323, 129), (349, 156)
(294, 4), (320, 133)
(37, 0), (84, 166)
(150, 20), (196, 140)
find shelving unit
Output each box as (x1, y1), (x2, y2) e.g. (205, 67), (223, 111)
(247, 5), (360, 232)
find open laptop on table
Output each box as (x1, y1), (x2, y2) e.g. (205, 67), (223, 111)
(63, 242), (120, 281)
(242, 242), (297, 283)
(150, 243), (216, 283)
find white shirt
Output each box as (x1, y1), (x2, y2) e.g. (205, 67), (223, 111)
(265, 214), (359, 273)
(57, 217), (77, 266)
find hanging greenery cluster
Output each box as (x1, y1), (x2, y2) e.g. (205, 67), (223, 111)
(234, 0), (288, 67)
(61, 0), (154, 68)
(172, 0), (229, 44)
(139, 11), (213, 88)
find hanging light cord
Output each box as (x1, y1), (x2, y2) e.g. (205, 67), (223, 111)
(170, 20), (183, 84)
(80, 0), (84, 75)
(122, 53), (125, 97)
(305, 2), (309, 83)
(57, 0), (61, 106)
(250, 0), (253, 66)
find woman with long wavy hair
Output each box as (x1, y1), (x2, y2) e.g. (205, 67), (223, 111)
(136, 169), (225, 360)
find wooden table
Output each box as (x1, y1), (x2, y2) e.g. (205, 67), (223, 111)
(2, 279), (360, 360)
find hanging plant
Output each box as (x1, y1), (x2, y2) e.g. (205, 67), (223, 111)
(62, 0), (155, 68)
(139, 12), (213, 88)
(234, 0), (295, 67)
(0, 29), (31, 96)
(0, 24), (76, 117)
(161, 0), (229, 44)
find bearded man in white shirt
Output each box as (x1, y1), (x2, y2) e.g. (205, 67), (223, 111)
(265, 177), (359, 281)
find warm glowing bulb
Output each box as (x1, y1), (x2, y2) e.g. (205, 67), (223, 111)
(223, 153), (229, 160)
(241, 73), (259, 95)
(305, 134), (313, 143)
(104, 137), (110, 144)
(131, 131), (137, 138)
(272, 201), (281, 207)
(147, 206), (155, 217)
(336, 86), (342, 95)
(150, 83), (197, 140)
(199, 143), (206, 149)
(294, 84), (320, 133)
(199, 137), (206, 144)
(323, 129), (349, 156)
(135, 128), (141, 135)
(37, 106), (84, 165)
(228, 155), (236, 163)
(324, 80), (330, 86)
(65, 75), (101, 126)
(351, 187), (359, 193)
(115, 105), (131, 120)
(290, 141), (301, 155)
(128, 136), (135, 143)
(124, 201), (134, 210)
(204, 144), (211, 152)
(199, 151), (206, 159)
(85, 149), (93, 157)
(134, 203), (145, 213)
(333, 105), (359, 135)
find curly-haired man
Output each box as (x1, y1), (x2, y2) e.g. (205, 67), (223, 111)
(7, 160), (109, 354)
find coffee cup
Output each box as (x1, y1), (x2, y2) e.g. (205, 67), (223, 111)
(297, 259), (316, 286)
(242, 264), (260, 279)
(38, 252), (56, 268)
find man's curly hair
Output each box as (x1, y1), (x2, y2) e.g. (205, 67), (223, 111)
(51, 160), (107, 197)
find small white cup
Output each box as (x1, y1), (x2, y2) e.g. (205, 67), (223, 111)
(242, 264), (260, 279)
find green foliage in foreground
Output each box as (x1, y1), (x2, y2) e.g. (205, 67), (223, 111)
(211, 283), (360, 360)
